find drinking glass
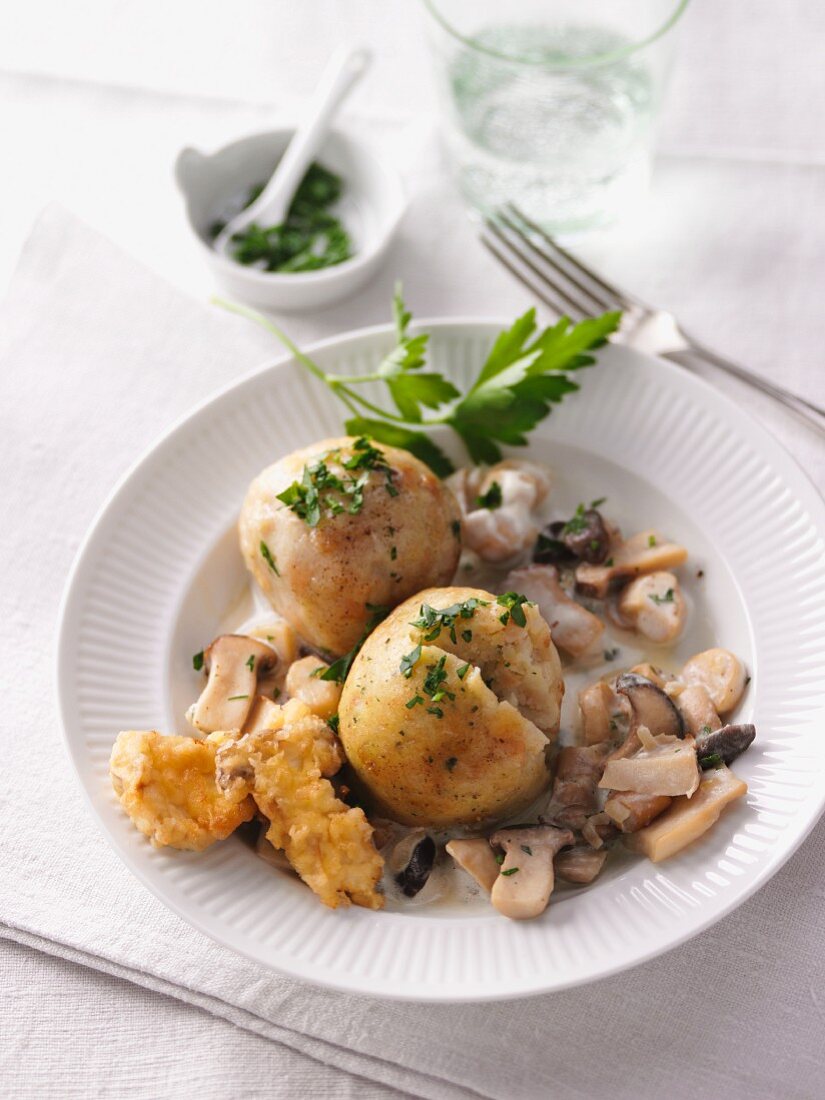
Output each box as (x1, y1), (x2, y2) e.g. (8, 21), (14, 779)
(421, 0), (690, 230)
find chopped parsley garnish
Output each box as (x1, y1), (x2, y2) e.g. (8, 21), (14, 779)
(500, 867), (519, 877)
(192, 650), (204, 672)
(451, 519), (461, 539)
(700, 724), (712, 736)
(496, 591), (531, 627)
(327, 713), (340, 735)
(427, 705), (444, 718)
(400, 645), (422, 679)
(217, 288), (620, 475)
(563, 503), (588, 535)
(422, 655), (455, 704)
(276, 439), (396, 527)
(245, 654), (255, 671)
(456, 662), (471, 680)
(221, 163), (352, 274)
(590, 497), (606, 508)
(699, 752), (723, 770)
(390, 545), (398, 560)
(260, 540), (280, 574)
(495, 853), (505, 865)
(520, 844), (533, 856)
(227, 694), (249, 701)
(272, 687), (281, 700)
(445, 756), (458, 771)
(648, 534), (657, 548)
(605, 557), (614, 567)
(461, 629), (473, 643)
(476, 481), (503, 510)
(648, 588), (675, 605)
(316, 602), (390, 684)
(411, 598), (487, 643)
(406, 694), (424, 709)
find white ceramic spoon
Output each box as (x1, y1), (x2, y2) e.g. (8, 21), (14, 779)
(213, 45), (371, 256)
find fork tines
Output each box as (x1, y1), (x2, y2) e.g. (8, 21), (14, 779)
(480, 204), (637, 321)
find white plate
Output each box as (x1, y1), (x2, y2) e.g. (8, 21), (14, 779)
(57, 320), (825, 1002)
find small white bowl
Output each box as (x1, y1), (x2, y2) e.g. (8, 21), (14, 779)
(175, 127), (406, 312)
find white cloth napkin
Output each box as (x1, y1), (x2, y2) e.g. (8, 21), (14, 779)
(1, 194), (823, 1100)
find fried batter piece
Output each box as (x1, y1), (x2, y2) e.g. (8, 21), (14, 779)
(110, 730), (255, 851)
(215, 701), (384, 909)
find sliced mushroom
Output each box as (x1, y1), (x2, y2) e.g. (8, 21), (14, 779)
(599, 727), (700, 797)
(671, 683), (721, 737)
(630, 663), (670, 688)
(581, 812), (617, 849)
(285, 655), (343, 720)
(243, 695), (284, 733)
(547, 744), (611, 829)
(558, 507), (611, 564)
(681, 648), (746, 715)
(696, 722), (756, 766)
(578, 678), (634, 745)
(555, 846), (608, 884)
(445, 838), (500, 892)
(489, 825), (574, 920)
(576, 530), (688, 599)
(625, 765), (747, 862)
(505, 564), (604, 658)
(604, 792), (672, 833)
(393, 833), (436, 897)
(188, 635), (277, 733)
(615, 572), (686, 644)
(615, 672), (685, 737)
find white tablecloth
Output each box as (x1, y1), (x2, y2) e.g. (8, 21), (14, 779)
(1, 2), (824, 1097)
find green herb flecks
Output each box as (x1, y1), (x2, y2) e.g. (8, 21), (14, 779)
(411, 598), (487, 643)
(456, 662), (471, 680)
(316, 602), (390, 685)
(227, 694), (249, 701)
(520, 844), (533, 856)
(400, 645), (422, 679)
(496, 591), (531, 627)
(500, 867), (519, 877)
(218, 164), (352, 274)
(649, 588), (675, 606)
(260, 540), (280, 575)
(245, 654), (255, 672)
(192, 650), (204, 672)
(445, 756), (458, 771)
(476, 481), (502, 510)
(277, 438), (396, 528)
(327, 713), (340, 735)
(215, 288), (621, 475)
(699, 752), (723, 770)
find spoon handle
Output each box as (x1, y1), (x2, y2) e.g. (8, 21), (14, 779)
(231, 46), (371, 235)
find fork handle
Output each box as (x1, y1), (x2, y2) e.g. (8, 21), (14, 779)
(675, 333), (825, 434)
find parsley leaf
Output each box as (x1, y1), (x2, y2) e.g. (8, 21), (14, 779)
(476, 481), (503, 510)
(317, 603), (390, 684)
(216, 291), (621, 475)
(649, 588), (675, 605)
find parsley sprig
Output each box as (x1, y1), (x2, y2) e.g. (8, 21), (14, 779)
(216, 289), (621, 476)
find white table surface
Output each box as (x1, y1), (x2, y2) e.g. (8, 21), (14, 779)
(2, 2), (824, 1097)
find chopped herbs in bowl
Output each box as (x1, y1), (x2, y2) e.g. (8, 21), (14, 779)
(210, 163), (353, 274)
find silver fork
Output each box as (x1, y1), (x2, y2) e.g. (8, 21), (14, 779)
(480, 203), (825, 435)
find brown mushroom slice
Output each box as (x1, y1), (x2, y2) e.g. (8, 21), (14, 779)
(489, 825), (574, 920)
(547, 743), (611, 829)
(599, 727), (700, 797)
(189, 635), (277, 733)
(576, 530), (688, 599)
(446, 838), (500, 892)
(671, 683), (721, 737)
(681, 648), (746, 715)
(604, 792), (672, 833)
(555, 846), (608, 884)
(285, 655), (343, 720)
(696, 722), (756, 766)
(579, 680), (631, 745)
(616, 572), (687, 644)
(616, 672), (685, 737)
(625, 765), (747, 862)
(505, 564), (604, 658)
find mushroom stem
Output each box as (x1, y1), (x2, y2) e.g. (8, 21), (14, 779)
(489, 825), (574, 920)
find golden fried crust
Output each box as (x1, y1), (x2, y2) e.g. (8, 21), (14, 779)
(110, 731), (255, 851)
(216, 713), (384, 909)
